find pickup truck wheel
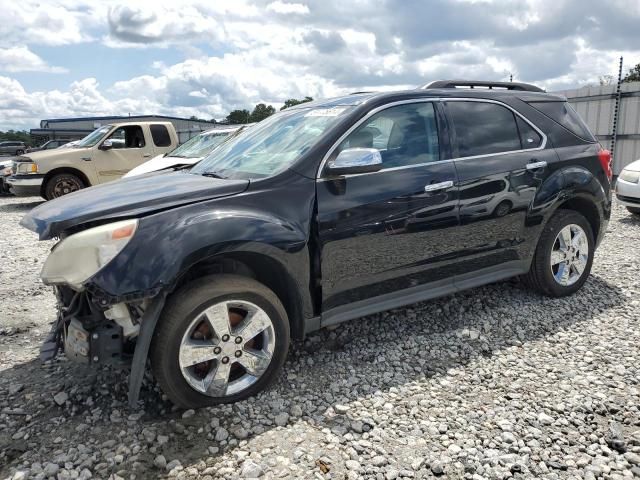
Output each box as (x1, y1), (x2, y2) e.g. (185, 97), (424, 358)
(522, 210), (594, 297)
(15, 149), (24, 155)
(150, 275), (290, 409)
(44, 173), (86, 200)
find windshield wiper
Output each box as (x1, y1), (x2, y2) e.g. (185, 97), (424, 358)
(201, 171), (227, 179)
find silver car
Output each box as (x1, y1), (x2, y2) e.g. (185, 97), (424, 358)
(616, 158), (640, 216)
(0, 141), (27, 156)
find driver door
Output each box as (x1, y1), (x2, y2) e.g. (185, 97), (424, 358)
(93, 125), (150, 183)
(316, 101), (461, 318)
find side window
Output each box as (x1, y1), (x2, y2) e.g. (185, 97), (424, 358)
(107, 126), (145, 149)
(447, 101), (521, 157)
(515, 117), (542, 149)
(336, 102), (440, 168)
(528, 101), (595, 141)
(150, 124), (171, 147)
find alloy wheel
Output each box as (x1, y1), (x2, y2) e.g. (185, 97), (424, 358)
(550, 223), (589, 286)
(178, 300), (275, 397)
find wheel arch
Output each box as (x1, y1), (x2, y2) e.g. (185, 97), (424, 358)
(40, 167), (91, 197)
(171, 251), (309, 340)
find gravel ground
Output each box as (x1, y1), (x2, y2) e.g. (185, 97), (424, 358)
(1, 194), (639, 480)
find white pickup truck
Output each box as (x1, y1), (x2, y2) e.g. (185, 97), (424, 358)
(8, 122), (179, 199)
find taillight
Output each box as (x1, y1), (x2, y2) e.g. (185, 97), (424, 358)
(598, 148), (612, 181)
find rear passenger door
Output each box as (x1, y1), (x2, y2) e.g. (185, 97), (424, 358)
(444, 99), (556, 286)
(317, 100), (460, 313)
(149, 124), (174, 155)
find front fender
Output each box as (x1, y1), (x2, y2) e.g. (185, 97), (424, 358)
(86, 173), (317, 320)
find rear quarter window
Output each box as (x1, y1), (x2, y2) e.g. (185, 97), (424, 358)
(528, 101), (595, 142)
(150, 124), (172, 147)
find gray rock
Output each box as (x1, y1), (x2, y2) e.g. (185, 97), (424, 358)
(537, 412), (554, 425)
(625, 452), (640, 465)
(215, 427), (229, 442)
(334, 404), (350, 414)
(274, 413), (289, 427)
(165, 459), (181, 471)
(53, 391), (68, 405)
(241, 460), (264, 478)
(181, 409), (195, 419)
(154, 455), (167, 469)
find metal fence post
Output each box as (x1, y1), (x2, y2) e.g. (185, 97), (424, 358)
(610, 56), (623, 172)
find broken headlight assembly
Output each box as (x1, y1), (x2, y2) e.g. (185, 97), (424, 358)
(41, 219), (138, 289)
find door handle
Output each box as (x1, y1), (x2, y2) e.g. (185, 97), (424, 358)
(424, 180), (454, 192)
(143, 154), (151, 158)
(526, 160), (547, 170)
(81, 157), (91, 161)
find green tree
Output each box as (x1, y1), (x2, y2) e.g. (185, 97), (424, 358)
(226, 109), (251, 124)
(622, 63), (640, 83)
(249, 103), (276, 122)
(280, 96), (313, 110)
(0, 130), (31, 144)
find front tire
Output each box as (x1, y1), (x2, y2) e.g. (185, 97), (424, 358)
(44, 173), (86, 200)
(150, 275), (290, 409)
(522, 210), (594, 297)
(15, 149), (24, 156)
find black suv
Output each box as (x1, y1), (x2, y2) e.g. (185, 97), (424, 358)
(22, 80), (612, 408)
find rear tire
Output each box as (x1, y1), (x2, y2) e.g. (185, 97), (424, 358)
(522, 210), (594, 297)
(150, 275), (290, 409)
(44, 173), (86, 200)
(627, 206), (640, 215)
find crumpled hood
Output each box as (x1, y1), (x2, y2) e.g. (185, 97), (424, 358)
(21, 171), (249, 240)
(124, 154), (203, 178)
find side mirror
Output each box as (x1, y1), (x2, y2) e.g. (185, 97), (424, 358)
(325, 148), (382, 176)
(99, 140), (113, 150)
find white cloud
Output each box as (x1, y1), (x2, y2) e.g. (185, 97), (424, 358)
(0, 47), (67, 74)
(266, 1), (310, 15)
(1, 0), (640, 131)
(0, 0), (99, 47)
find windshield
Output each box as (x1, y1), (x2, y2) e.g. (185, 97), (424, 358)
(169, 130), (235, 159)
(191, 106), (352, 179)
(74, 125), (112, 148)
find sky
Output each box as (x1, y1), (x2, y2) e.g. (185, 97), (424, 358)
(0, 0), (639, 130)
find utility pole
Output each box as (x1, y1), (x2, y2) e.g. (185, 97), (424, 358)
(611, 56), (623, 172)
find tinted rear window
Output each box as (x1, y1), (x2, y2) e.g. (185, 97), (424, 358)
(528, 101), (595, 142)
(447, 101), (521, 157)
(150, 124), (172, 147)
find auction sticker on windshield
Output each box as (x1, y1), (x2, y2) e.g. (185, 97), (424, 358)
(305, 107), (347, 117)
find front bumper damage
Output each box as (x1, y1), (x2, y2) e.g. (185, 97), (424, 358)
(41, 286), (140, 364)
(41, 285), (166, 407)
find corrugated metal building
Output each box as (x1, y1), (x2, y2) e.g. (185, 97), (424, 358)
(31, 115), (221, 145)
(553, 81), (640, 174)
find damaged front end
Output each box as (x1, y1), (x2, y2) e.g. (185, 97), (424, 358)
(41, 286), (146, 365)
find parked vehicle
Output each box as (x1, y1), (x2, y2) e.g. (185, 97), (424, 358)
(7, 122), (179, 199)
(26, 139), (68, 153)
(615, 158), (640, 215)
(21, 80), (612, 409)
(0, 159), (13, 195)
(0, 141), (27, 156)
(124, 126), (247, 178)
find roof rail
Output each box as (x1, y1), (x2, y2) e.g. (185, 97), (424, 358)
(421, 80), (545, 93)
